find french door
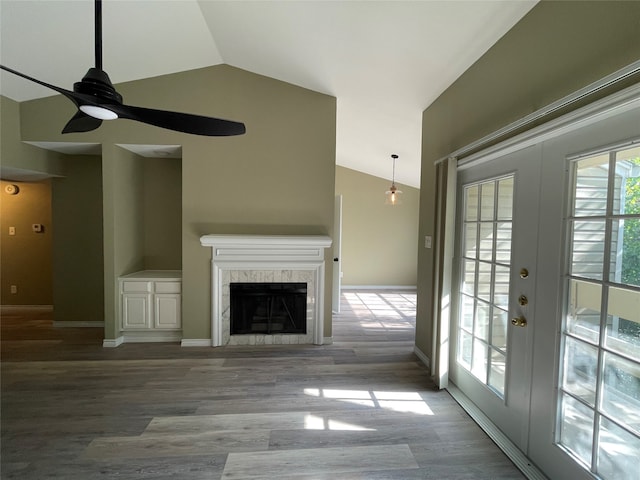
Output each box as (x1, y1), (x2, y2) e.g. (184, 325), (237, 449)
(450, 89), (640, 480)
(451, 143), (542, 451)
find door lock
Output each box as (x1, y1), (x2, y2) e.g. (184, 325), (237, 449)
(511, 316), (527, 327)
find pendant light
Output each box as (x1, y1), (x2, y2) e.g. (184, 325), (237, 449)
(385, 154), (403, 206)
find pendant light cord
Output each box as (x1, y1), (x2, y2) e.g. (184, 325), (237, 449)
(391, 154), (398, 186)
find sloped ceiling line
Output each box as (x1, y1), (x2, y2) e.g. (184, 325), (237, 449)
(0, 0), (538, 188)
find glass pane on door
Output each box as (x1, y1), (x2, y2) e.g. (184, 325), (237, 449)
(457, 176), (513, 397)
(560, 144), (640, 480)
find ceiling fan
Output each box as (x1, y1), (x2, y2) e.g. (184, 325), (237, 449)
(0, 0), (246, 137)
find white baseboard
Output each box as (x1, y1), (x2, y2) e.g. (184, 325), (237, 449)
(341, 285), (417, 290)
(413, 345), (430, 369)
(103, 337), (124, 348)
(181, 339), (212, 347)
(123, 331), (182, 343)
(1, 305), (53, 313)
(104, 332), (182, 347)
(446, 383), (548, 480)
(54, 321), (104, 328)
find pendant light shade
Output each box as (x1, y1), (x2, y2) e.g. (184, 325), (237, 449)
(385, 154), (403, 206)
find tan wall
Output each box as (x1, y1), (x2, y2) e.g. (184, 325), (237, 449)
(335, 166), (419, 286)
(51, 155), (104, 322)
(112, 146), (146, 277)
(0, 179), (53, 305)
(14, 64), (336, 341)
(416, 0), (640, 357)
(0, 96), (55, 307)
(143, 156), (182, 270)
(0, 96), (65, 177)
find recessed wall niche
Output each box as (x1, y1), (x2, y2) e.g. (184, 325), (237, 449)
(116, 145), (182, 271)
(143, 155), (182, 269)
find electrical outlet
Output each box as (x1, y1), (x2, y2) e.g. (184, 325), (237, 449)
(424, 235), (432, 249)
(10, 285), (17, 294)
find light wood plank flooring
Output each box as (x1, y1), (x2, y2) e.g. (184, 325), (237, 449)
(1, 290), (525, 479)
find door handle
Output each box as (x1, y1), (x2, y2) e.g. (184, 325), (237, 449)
(511, 316), (527, 327)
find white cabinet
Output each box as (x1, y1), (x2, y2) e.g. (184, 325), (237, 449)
(119, 271), (182, 333)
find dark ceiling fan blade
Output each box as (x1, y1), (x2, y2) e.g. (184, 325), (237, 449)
(1, 64), (79, 105)
(62, 111), (103, 133)
(2, 0), (246, 138)
(110, 104), (247, 137)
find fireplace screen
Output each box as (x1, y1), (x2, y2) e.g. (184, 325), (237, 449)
(230, 283), (307, 335)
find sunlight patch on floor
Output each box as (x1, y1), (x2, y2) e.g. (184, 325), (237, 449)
(342, 292), (417, 321)
(304, 414), (376, 431)
(304, 388), (434, 415)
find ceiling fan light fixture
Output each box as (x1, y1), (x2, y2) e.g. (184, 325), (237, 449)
(80, 105), (118, 120)
(385, 154), (403, 206)
(0, 0), (245, 137)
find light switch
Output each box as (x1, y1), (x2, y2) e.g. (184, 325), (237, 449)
(9, 226), (15, 236)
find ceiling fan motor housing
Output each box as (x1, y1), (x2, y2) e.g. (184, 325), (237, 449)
(74, 67), (122, 105)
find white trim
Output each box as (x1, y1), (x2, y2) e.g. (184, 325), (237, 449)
(435, 60), (640, 165)
(200, 234), (332, 250)
(413, 345), (430, 369)
(103, 337), (124, 348)
(341, 285), (417, 290)
(0, 305), (53, 313)
(431, 157), (456, 389)
(566, 136), (640, 161)
(447, 384), (548, 480)
(121, 331), (182, 343)
(181, 339), (213, 347)
(457, 83), (640, 170)
(323, 336), (333, 345)
(53, 321), (104, 328)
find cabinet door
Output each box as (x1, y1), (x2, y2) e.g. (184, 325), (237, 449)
(154, 294), (181, 329)
(122, 294), (151, 329)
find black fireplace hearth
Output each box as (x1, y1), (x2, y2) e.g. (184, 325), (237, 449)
(230, 283), (307, 335)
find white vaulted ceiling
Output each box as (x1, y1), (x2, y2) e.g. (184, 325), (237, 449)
(0, 0), (537, 187)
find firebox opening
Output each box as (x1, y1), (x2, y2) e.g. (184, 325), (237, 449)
(230, 282), (307, 335)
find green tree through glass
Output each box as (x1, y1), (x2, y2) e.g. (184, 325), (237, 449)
(622, 157), (640, 286)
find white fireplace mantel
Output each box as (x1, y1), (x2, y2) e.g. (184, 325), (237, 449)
(200, 234), (332, 347)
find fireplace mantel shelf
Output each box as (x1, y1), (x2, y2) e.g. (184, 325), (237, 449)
(200, 234), (332, 249)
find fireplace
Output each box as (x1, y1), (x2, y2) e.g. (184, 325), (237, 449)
(200, 234), (332, 346)
(230, 282), (307, 335)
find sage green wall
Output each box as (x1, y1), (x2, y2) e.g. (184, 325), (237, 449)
(1, 96), (57, 307)
(0, 179), (53, 305)
(16, 65), (336, 341)
(335, 166), (419, 286)
(51, 155), (104, 322)
(416, 1), (640, 357)
(143, 156), (182, 270)
(0, 96), (65, 176)
(112, 146), (145, 277)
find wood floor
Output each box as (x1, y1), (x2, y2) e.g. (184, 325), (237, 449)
(1, 290), (525, 479)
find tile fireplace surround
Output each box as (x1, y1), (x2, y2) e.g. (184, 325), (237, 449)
(200, 234), (333, 347)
